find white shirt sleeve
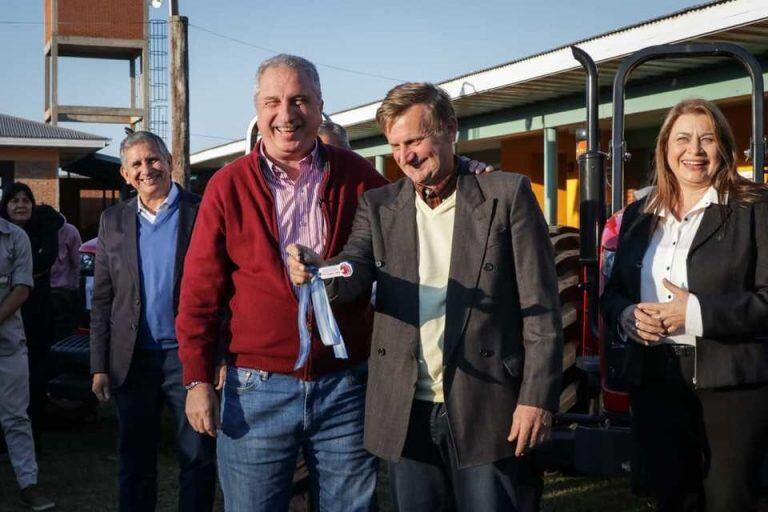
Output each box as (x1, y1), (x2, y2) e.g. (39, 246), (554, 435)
(684, 293), (704, 337)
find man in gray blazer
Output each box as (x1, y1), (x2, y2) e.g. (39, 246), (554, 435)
(289, 82), (563, 511)
(89, 131), (216, 512)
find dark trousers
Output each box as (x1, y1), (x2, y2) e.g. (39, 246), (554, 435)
(388, 400), (542, 512)
(27, 343), (49, 452)
(114, 348), (216, 512)
(50, 287), (79, 342)
(630, 345), (768, 512)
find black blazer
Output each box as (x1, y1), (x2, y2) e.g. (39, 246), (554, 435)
(90, 186), (200, 387)
(601, 193), (768, 389)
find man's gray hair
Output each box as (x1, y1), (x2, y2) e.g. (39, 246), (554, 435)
(119, 131), (171, 166)
(253, 54), (322, 103)
(318, 120), (351, 150)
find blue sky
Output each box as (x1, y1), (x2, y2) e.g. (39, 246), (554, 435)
(0, 0), (703, 155)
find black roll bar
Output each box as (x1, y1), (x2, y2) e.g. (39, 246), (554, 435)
(571, 46), (606, 344)
(571, 46), (605, 265)
(611, 42), (765, 213)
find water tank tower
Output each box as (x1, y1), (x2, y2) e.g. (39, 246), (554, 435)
(44, 0), (150, 130)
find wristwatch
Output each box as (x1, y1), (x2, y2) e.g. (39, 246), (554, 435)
(185, 381), (204, 390)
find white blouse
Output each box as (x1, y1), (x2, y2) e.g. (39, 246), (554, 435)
(639, 187), (719, 346)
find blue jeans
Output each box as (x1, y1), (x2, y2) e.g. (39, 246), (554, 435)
(114, 349), (217, 512)
(218, 363), (376, 512)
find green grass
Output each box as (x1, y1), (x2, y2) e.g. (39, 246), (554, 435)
(0, 404), (652, 512)
(541, 473), (653, 512)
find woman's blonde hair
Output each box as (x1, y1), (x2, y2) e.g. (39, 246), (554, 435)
(645, 98), (765, 215)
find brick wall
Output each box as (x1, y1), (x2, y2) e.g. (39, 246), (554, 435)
(14, 160), (59, 209)
(46, 0), (145, 41)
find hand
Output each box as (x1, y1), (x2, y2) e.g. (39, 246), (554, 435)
(91, 372), (111, 402)
(619, 304), (665, 345)
(286, 243), (325, 285)
(461, 155), (496, 174)
(214, 364), (227, 391)
(185, 383), (220, 438)
(508, 404), (553, 456)
(638, 279), (689, 335)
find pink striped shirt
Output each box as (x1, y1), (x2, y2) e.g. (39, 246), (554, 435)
(260, 143), (327, 270)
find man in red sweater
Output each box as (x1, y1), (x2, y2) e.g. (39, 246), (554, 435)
(176, 54), (387, 511)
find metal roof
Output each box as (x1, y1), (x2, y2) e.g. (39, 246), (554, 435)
(191, 0), (768, 167)
(0, 113), (108, 147)
(334, 0), (768, 141)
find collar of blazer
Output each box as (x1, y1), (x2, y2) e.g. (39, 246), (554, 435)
(623, 197), (732, 255)
(619, 199), (732, 298)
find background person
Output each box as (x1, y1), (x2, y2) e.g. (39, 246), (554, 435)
(0, 183), (61, 452)
(90, 131), (216, 512)
(601, 98), (768, 512)
(318, 119), (352, 150)
(49, 213), (82, 342)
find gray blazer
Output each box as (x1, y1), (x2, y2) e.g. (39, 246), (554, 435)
(90, 186), (200, 387)
(329, 166), (563, 468)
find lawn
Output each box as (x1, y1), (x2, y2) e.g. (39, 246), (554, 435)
(0, 404), (653, 512)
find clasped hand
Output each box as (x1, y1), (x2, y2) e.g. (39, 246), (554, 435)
(620, 278), (689, 345)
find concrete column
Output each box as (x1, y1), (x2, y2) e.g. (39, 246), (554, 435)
(543, 127), (558, 225)
(375, 155), (385, 176)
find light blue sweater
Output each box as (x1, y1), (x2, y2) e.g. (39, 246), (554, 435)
(136, 196), (179, 350)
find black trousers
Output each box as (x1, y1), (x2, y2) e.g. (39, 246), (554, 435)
(27, 343), (49, 452)
(50, 287), (79, 342)
(630, 345), (768, 512)
(114, 349), (216, 512)
(388, 400), (542, 512)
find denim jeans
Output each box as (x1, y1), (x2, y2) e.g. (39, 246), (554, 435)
(218, 363), (376, 512)
(114, 348), (217, 512)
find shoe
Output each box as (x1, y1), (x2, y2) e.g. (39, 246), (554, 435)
(19, 484), (56, 511)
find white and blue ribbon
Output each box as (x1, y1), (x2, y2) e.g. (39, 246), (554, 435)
(294, 264), (350, 370)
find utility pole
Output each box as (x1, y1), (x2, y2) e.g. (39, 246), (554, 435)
(168, 0), (190, 188)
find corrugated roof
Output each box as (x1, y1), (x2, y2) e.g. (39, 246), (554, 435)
(0, 113), (107, 141)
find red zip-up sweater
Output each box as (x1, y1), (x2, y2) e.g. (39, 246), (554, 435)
(177, 140), (388, 384)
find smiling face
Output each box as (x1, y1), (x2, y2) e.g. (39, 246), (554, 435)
(6, 192), (33, 226)
(384, 104), (457, 187)
(256, 65), (323, 164)
(120, 141), (172, 206)
(665, 113), (721, 192)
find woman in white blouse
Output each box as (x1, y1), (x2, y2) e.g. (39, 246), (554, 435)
(601, 98), (768, 512)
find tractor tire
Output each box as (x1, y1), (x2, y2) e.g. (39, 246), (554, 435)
(548, 225), (582, 413)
